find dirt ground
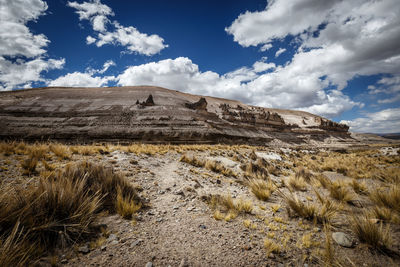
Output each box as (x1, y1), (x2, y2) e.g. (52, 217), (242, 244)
(1, 144), (400, 267)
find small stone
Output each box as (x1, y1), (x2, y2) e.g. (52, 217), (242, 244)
(107, 234), (118, 242)
(179, 257), (188, 267)
(186, 207), (194, 211)
(332, 232), (355, 248)
(61, 259), (68, 264)
(216, 179), (221, 184)
(173, 205), (179, 210)
(110, 240), (119, 245)
(145, 262), (153, 267)
(156, 218), (163, 222)
(101, 245), (107, 251)
(199, 224), (207, 229)
(78, 244), (90, 254)
(131, 239), (142, 247)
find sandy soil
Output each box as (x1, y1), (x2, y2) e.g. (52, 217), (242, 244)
(1, 144), (400, 267)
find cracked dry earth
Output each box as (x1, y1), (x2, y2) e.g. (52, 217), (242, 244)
(67, 151), (271, 266)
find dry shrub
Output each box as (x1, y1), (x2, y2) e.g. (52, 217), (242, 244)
(284, 191), (338, 224)
(20, 154), (38, 175)
(205, 160), (236, 177)
(376, 167), (400, 184)
(248, 179), (275, 201)
(370, 184), (400, 213)
(264, 238), (281, 256)
(295, 167), (313, 183)
(372, 206), (395, 223)
(315, 174), (331, 189)
(0, 161), (141, 265)
(209, 194), (252, 221)
(249, 150), (258, 161)
(0, 222), (36, 266)
(50, 144), (71, 160)
(350, 179), (368, 195)
(116, 187), (141, 219)
(350, 213), (392, 252)
(42, 160), (55, 171)
(241, 160), (269, 180)
(62, 161), (141, 212)
(286, 174), (307, 191)
(328, 181), (356, 204)
(180, 154), (205, 168)
(0, 141), (16, 156)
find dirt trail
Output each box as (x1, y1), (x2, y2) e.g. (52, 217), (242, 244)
(67, 153), (270, 267)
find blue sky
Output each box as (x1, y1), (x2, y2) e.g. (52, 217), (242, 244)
(1, 0), (400, 133)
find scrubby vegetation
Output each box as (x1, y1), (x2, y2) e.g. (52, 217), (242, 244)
(0, 141), (399, 266)
(0, 152), (142, 265)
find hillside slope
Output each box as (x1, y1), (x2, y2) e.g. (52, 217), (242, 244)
(0, 86), (351, 145)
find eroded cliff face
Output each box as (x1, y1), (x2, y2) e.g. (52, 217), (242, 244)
(0, 86), (351, 144)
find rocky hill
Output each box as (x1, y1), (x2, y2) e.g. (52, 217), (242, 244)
(0, 86), (351, 145)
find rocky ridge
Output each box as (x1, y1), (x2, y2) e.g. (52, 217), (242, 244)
(0, 86), (351, 145)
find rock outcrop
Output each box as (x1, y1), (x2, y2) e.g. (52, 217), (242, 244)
(0, 86), (352, 145)
(185, 97), (207, 111)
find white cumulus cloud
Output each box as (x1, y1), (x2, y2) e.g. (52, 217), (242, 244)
(341, 108), (400, 133)
(116, 57), (356, 118)
(224, 0), (400, 117)
(0, 0), (65, 91)
(275, 48), (286, 58)
(68, 0), (168, 55)
(49, 60), (115, 87)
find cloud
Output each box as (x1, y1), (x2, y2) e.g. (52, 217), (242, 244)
(48, 71), (113, 87)
(49, 60), (115, 87)
(116, 57), (356, 118)
(368, 76), (400, 104)
(341, 108), (400, 133)
(68, 0), (168, 55)
(275, 48), (286, 57)
(260, 43), (272, 52)
(0, 0), (65, 91)
(226, 0), (340, 47)
(224, 0), (400, 116)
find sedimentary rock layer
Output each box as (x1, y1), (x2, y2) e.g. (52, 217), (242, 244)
(0, 86), (350, 144)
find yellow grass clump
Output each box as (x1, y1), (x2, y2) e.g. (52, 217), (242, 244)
(350, 213), (392, 251)
(248, 179), (276, 201)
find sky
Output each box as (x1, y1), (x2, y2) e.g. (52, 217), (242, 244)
(0, 0), (400, 133)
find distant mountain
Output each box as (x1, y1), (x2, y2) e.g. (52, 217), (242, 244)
(376, 133), (400, 140)
(0, 86), (354, 146)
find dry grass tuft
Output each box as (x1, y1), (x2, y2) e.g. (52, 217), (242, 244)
(284, 191), (338, 224)
(328, 181), (356, 204)
(235, 198), (253, 213)
(248, 179), (275, 201)
(0, 161), (141, 265)
(241, 161), (269, 179)
(20, 154), (38, 175)
(350, 213), (392, 251)
(369, 184), (400, 213)
(264, 238), (281, 256)
(315, 174), (331, 189)
(295, 167), (313, 183)
(49, 144), (71, 160)
(180, 155), (236, 177)
(116, 187), (142, 219)
(209, 194), (252, 220)
(350, 179), (368, 195)
(0, 222), (36, 266)
(286, 174), (307, 191)
(372, 206), (395, 223)
(205, 160), (236, 177)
